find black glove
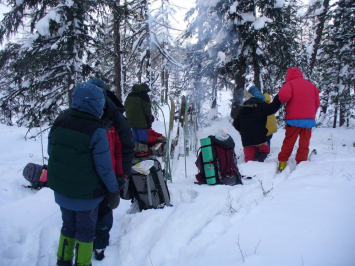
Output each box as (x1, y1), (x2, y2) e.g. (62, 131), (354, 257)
(108, 190), (120, 209)
(117, 176), (128, 191)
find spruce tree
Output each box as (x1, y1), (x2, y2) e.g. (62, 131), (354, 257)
(0, 0), (103, 128)
(316, 0), (355, 127)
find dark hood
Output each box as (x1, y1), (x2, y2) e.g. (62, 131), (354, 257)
(132, 84), (150, 93)
(106, 90), (125, 115)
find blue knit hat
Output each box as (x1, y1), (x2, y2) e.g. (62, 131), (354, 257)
(248, 86), (265, 101)
(71, 82), (105, 118)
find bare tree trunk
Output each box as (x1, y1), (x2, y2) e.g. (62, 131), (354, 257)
(212, 75), (217, 104)
(310, 0), (330, 74)
(144, 0), (151, 85)
(230, 58), (247, 119)
(253, 47), (261, 90)
(235, 59), (247, 102)
(114, 1), (122, 102)
(67, 72), (75, 108)
(333, 96), (338, 128)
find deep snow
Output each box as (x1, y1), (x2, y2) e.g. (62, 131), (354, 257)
(0, 90), (355, 266)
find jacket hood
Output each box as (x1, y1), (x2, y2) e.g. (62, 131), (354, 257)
(239, 97), (264, 115)
(248, 86), (265, 101)
(264, 92), (271, 104)
(285, 67), (303, 82)
(71, 82), (105, 118)
(106, 90), (125, 115)
(87, 78), (107, 90)
(132, 84), (150, 93)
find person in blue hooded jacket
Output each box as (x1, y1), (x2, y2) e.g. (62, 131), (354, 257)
(47, 82), (120, 266)
(233, 86), (281, 162)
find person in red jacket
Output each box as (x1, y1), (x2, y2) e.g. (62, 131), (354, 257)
(277, 68), (320, 171)
(88, 79), (135, 261)
(147, 115), (166, 156)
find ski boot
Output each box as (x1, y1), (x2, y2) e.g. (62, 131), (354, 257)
(278, 161), (287, 172)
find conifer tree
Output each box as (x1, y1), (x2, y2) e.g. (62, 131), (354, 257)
(316, 0), (355, 127)
(0, 0), (103, 128)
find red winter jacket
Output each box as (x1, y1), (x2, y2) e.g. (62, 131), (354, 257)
(147, 128), (162, 144)
(106, 126), (123, 176)
(278, 68), (320, 120)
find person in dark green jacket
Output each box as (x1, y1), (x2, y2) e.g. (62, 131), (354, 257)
(124, 83), (152, 155)
(47, 82), (120, 266)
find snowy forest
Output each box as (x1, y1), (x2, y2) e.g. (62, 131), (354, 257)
(0, 1), (355, 266)
(0, 0), (354, 130)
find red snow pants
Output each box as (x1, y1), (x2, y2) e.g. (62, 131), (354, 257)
(278, 125), (312, 164)
(243, 143), (270, 163)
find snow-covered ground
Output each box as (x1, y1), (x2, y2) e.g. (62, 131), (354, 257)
(1, 91), (355, 266)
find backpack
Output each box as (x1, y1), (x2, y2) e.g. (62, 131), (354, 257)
(22, 163), (48, 189)
(121, 158), (171, 212)
(195, 136), (243, 186)
(150, 141), (166, 157)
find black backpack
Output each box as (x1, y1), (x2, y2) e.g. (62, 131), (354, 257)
(22, 163), (48, 189)
(121, 159), (171, 212)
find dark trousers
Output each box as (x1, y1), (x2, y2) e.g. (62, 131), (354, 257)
(266, 134), (273, 146)
(94, 197), (113, 250)
(132, 128), (149, 144)
(60, 206), (98, 243)
(278, 125), (312, 164)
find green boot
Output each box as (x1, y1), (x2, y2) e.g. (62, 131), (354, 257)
(57, 234), (75, 266)
(74, 240), (93, 266)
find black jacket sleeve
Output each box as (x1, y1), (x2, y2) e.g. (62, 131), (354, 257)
(262, 94), (281, 116)
(113, 111), (135, 176)
(232, 114), (241, 132)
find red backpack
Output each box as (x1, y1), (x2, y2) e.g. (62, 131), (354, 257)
(195, 135), (243, 186)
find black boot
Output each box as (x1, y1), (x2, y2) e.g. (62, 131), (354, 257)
(94, 249), (105, 261)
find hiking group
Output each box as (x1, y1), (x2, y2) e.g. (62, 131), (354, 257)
(42, 66), (319, 266)
(233, 67), (320, 171)
(46, 80), (168, 266)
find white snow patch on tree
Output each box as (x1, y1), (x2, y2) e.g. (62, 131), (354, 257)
(315, 6), (325, 16)
(251, 16), (273, 30)
(21, 81), (30, 88)
(274, 0), (284, 8)
(229, 1), (238, 14)
(65, 0), (74, 7)
(218, 51), (226, 63)
(216, 29), (227, 44)
(234, 12), (255, 25)
(198, 0), (221, 7)
(15, 0), (24, 6)
(36, 10), (61, 36)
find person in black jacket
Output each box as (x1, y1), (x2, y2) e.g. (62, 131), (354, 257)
(233, 86), (281, 162)
(87, 79), (135, 261)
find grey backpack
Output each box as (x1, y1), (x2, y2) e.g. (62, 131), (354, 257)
(22, 163), (48, 189)
(121, 159), (171, 211)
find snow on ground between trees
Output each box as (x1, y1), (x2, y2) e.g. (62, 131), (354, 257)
(0, 101), (355, 265)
